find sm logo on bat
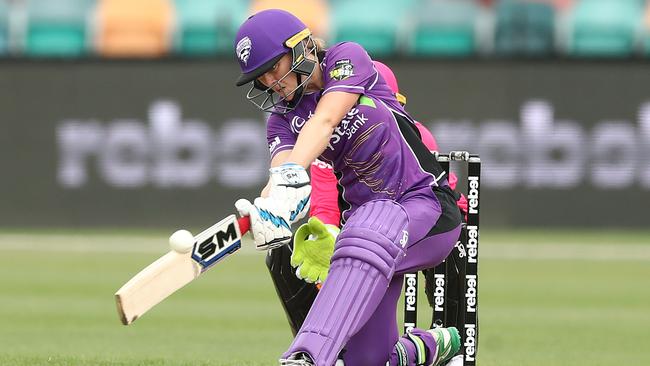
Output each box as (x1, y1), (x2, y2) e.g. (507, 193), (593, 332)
(191, 221), (241, 270)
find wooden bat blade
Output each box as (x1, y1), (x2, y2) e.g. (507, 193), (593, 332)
(115, 251), (200, 325)
(115, 215), (250, 325)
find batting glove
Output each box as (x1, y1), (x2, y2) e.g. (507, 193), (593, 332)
(235, 198), (293, 250)
(268, 163), (311, 225)
(291, 217), (339, 284)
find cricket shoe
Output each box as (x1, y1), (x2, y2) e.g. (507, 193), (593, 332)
(442, 355), (464, 366)
(279, 352), (314, 366)
(427, 327), (461, 366)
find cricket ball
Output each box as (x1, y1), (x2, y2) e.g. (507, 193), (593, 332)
(169, 229), (195, 253)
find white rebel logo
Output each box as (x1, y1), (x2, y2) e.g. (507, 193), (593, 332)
(465, 274), (477, 313)
(433, 273), (445, 312)
(464, 323), (477, 362)
(236, 37), (252, 65)
(403, 273), (417, 333)
(467, 176), (479, 215)
(466, 225), (478, 264)
(404, 273), (417, 312)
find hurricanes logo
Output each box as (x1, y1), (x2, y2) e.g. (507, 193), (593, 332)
(329, 59), (354, 81)
(236, 37), (252, 65)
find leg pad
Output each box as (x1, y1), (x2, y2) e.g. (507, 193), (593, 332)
(284, 200), (409, 366)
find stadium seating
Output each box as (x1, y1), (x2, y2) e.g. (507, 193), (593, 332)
(4, 0), (650, 59)
(641, 1), (650, 55)
(569, 0), (643, 57)
(494, 0), (555, 56)
(0, 1), (8, 54)
(95, 0), (174, 57)
(406, 0), (478, 57)
(24, 0), (94, 57)
(330, 0), (409, 56)
(174, 0), (248, 55)
(251, 0), (330, 40)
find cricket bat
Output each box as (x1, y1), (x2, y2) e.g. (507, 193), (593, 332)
(115, 214), (251, 325)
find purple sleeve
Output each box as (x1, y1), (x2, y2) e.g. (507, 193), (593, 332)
(267, 114), (296, 159)
(322, 42), (378, 96)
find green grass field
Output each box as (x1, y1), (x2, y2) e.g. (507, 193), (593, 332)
(1, 230), (649, 365)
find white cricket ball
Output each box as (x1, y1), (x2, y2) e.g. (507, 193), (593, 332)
(169, 229), (195, 253)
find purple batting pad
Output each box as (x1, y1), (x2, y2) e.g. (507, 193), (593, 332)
(342, 275), (403, 365)
(283, 200), (409, 366)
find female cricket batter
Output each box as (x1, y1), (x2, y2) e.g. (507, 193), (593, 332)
(290, 62), (469, 366)
(233, 9), (462, 366)
(276, 61), (468, 365)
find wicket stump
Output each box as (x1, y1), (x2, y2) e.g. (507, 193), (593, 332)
(403, 151), (481, 366)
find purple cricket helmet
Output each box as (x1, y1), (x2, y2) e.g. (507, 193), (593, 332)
(234, 9), (310, 86)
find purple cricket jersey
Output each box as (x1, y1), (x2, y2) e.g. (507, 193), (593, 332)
(267, 42), (445, 223)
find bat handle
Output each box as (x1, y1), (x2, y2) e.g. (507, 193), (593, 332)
(237, 216), (251, 235)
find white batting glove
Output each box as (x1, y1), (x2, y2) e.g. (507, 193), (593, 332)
(268, 163), (311, 224)
(235, 198), (292, 250)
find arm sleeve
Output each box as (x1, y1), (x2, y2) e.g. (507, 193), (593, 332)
(321, 42), (378, 97)
(309, 160), (341, 227)
(267, 114), (297, 160)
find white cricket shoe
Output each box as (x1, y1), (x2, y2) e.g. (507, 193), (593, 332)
(279, 352), (314, 366)
(443, 355), (464, 366)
